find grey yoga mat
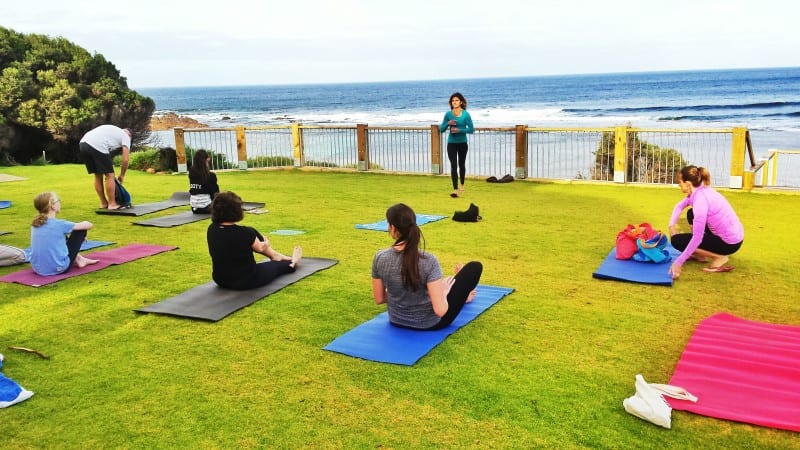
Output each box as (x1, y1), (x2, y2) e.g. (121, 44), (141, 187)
(132, 202), (265, 227)
(136, 257), (338, 321)
(95, 192), (190, 216)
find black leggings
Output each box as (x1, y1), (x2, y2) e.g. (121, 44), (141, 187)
(424, 261), (483, 331)
(670, 208), (742, 256)
(224, 231), (296, 290)
(63, 229), (88, 274)
(447, 142), (469, 189)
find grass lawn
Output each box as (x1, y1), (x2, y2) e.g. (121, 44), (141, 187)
(1, 164), (799, 449)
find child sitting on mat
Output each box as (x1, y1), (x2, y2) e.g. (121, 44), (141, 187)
(668, 165), (744, 279)
(29, 192), (98, 276)
(371, 203), (482, 330)
(188, 149), (220, 214)
(207, 191), (302, 290)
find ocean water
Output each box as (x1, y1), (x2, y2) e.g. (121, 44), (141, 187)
(138, 67), (800, 152)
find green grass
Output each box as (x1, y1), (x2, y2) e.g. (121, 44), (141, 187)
(1, 165), (799, 449)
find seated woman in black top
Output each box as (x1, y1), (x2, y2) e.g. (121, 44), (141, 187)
(207, 191), (302, 290)
(189, 149), (220, 214)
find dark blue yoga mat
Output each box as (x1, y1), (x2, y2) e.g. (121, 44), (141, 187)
(323, 284), (514, 365)
(0, 201), (11, 209)
(355, 214), (447, 232)
(592, 246), (680, 286)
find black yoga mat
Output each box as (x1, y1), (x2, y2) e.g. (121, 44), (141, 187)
(132, 202), (265, 227)
(135, 257), (338, 321)
(95, 192), (190, 216)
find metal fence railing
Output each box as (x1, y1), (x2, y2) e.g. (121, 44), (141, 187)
(173, 123), (795, 190)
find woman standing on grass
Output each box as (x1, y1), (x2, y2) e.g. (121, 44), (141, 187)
(29, 192), (98, 276)
(439, 92), (474, 198)
(188, 149), (220, 214)
(372, 203), (482, 330)
(668, 165), (744, 279)
(207, 191), (302, 290)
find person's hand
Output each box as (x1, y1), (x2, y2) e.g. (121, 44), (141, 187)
(117, 174), (124, 183)
(442, 275), (456, 297)
(668, 225), (677, 237)
(448, 119), (456, 126)
(466, 289), (477, 303)
(453, 263), (463, 273)
(450, 127), (459, 134)
(669, 262), (682, 279)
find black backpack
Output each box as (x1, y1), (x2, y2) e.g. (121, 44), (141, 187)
(452, 203), (481, 222)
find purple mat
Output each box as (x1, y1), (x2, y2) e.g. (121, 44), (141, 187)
(0, 244), (177, 287)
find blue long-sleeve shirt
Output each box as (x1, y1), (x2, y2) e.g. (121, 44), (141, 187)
(439, 110), (474, 144)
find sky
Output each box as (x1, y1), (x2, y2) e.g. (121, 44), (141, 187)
(3, 0), (799, 88)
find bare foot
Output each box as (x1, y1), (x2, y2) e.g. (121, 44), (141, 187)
(289, 246), (302, 268)
(459, 186), (465, 194)
(75, 254), (99, 268)
(707, 255), (729, 270)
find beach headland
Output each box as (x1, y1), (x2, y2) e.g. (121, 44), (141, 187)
(149, 112), (208, 131)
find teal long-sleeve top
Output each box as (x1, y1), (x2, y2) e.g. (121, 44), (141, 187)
(439, 110), (474, 144)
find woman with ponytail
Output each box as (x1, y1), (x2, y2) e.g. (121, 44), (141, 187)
(371, 203), (483, 330)
(30, 192), (98, 276)
(668, 166), (744, 279)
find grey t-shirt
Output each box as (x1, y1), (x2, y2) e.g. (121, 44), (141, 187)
(372, 247), (443, 329)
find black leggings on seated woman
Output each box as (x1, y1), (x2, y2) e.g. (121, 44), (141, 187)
(425, 261), (483, 330)
(63, 229), (88, 273)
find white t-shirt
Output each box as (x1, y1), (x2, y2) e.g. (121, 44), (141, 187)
(79, 125), (131, 154)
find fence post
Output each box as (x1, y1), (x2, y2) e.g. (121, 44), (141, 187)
(613, 126), (628, 183)
(515, 125), (528, 179)
(291, 123), (303, 167)
(430, 125), (442, 174)
(729, 127), (747, 188)
(357, 124), (368, 171)
(174, 127), (187, 173)
(235, 126), (248, 170)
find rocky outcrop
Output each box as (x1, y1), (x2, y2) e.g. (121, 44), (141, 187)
(149, 113), (209, 131)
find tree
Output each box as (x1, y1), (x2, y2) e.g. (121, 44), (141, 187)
(593, 129), (689, 184)
(0, 26), (155, 164)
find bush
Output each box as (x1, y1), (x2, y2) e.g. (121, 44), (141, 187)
(592, 130), (689, 183)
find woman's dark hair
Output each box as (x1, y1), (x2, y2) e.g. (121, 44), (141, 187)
(386, 203), (426, 290)
(211, 191), (244, 223)
(190, 149), (212, 183)
(679, 165), (712, 187)
(449, 92), (467, 110)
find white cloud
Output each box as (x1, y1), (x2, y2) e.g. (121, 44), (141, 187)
(3, 0), (799, 87)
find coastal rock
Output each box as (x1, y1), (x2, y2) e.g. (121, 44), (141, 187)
(149, 112), (209, 131)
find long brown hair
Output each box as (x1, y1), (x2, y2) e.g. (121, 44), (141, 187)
(190, 149), (212, 183)
(386, 203), (427, 290)
(679, 165), (712, 187)
(32, 192), (58, 227)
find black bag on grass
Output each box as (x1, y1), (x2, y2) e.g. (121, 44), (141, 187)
(453, 203), (481, 222)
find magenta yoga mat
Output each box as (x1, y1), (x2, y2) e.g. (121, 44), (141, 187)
(0, 244), (177, 287)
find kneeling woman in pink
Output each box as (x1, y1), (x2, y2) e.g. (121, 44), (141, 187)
(668, 166), (744, 279)
(372, 203), (482, 330)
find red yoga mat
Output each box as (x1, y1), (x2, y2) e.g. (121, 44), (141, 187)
(0, 244), (177, 287)
(667, 312), (800, 432)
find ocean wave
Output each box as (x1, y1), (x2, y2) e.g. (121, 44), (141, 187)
(565, 101), (800, 114)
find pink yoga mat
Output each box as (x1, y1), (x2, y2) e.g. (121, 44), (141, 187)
(667, 312), (800, 432)
(0, 244), (177, 287)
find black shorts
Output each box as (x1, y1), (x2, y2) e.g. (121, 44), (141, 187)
(79, 142), (114, 175)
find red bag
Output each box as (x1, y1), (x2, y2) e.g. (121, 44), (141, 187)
(616, 223), (657, 260)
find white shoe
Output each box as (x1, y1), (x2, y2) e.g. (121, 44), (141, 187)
(623, 374), (674, 429)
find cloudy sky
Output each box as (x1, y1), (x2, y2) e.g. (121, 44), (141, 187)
(4, 0), (798, 88)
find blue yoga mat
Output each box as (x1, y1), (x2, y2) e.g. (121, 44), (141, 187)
(355, 214), (448, 232)
(592, 246), (680, 286)
(0, 201), (11, 209)
(323, 284), (514, 365)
